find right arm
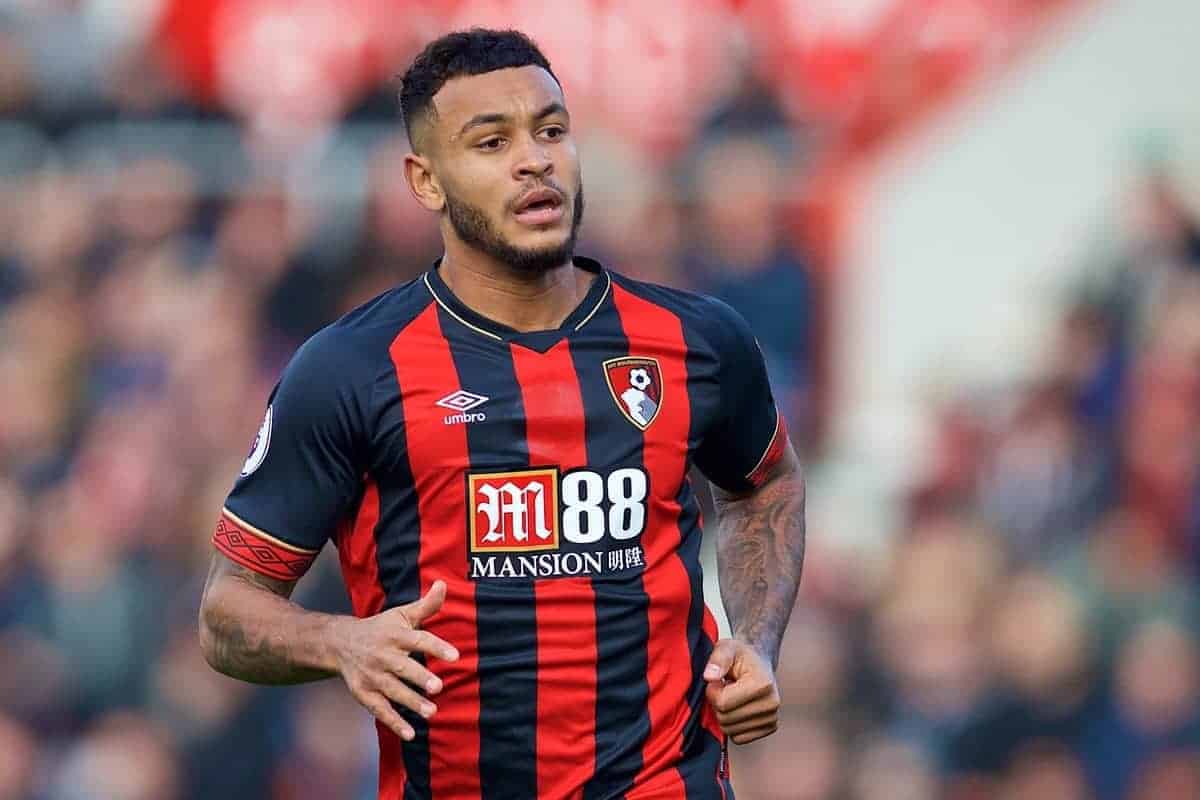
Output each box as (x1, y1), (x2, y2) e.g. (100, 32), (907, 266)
(199, 551), (459, 740)
(198, 553), (340, 684)
(202, 329), (457, 739)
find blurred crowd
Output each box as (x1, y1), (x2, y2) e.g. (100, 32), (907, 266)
(2, 3), (1200, 800)
(733, 167), (1200, 800)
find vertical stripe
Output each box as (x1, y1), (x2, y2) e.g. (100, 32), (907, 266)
(673, 729), (727, 799)
(377, 724), (406, 800)
(337, 480), (384, 617)
(443, 321), (539, 799)
(700, 610), (724, 745)
(376, 350), (434, 799)
(392, 304), (482, 800)
(511, 339), (598, 800)
(678, 318), (731, 792)
(611, 284), (693, 800)
(337, 480), (410, 798)
(674, 480), (727, 800)
(573, 303), (652, 800)
(676, 482), (709, 719)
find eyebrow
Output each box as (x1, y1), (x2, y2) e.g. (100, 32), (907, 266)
(456, 102), (568, 138)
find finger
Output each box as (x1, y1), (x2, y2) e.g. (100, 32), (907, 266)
(731, 722), (778, 745)
(395, 628), (459, 662)
(711, 678), (774, 713)
(705, 678), (725, 707)
(704, 639), (738, 682)
(399, 580), (448, 627)
(381, 652), (445, 695)
(361, 693), (416, 741)
(714, 693), (781, 725)
(722, 710), (779, 736)
(375, 672), (438, 720)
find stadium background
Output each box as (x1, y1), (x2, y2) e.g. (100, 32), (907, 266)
(2, 0), (1200, 797)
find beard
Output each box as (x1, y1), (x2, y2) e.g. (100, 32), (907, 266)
(445, 185), (585, 275)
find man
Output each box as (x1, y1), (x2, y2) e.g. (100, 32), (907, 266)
(199, 29), (806, 800)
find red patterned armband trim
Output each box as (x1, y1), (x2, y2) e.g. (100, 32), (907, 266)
(212, 510), (318, 581)
(745, 411), (789, 489)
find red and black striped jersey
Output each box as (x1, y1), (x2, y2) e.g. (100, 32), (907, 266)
(215, 257), (787, 800)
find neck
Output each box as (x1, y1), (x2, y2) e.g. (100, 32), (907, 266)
(438, 242), (592, 333)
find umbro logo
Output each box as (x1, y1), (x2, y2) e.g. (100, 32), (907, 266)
(437, 390), (488, 425)
(437, 390), (488, 412)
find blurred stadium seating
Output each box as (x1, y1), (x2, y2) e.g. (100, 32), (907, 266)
(2, 1), (1200, 798)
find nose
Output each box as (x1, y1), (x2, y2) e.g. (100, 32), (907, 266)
(512, 134), (553, 181)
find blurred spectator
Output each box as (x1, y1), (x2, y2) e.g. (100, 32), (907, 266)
(1095, 168), (1200, 346)
(977, 380), (1113, 564)
(871, 515), (1002, 765)
(10, 169), (96, 292)
(0, 479), (29, 627)
(1057, 508), (1199, 664)
(0, 26), (35, 118)
(947, 570), (1097, 784)
(147, 626), (285, 800)
(22, 471), (166, 721)
(1047, 301), (1126, 433)
(994, 741), (1091, 800)
(0, 712), (37, 800)
(1120, 281), (1200, 555)
(336, 135), (441, 313)
(1127, 751), (1200, 800)
(578, 132), (688, 289)
(0, 291), (83, 486)
(848, 734), (938, 800)
(47, 711), (181, 800)
(686, 132), (816, 436)
(1078, 619), (1200, 800)
(100, 41), (195, 123)
(905, 397), (990, 525)
(732, 714), (844, 800)
(775, 609), (850, 716)
(271, 682), (376, 800)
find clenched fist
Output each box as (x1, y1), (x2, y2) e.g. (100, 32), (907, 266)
(703, 639), (781, 745)
(327, 580), (460, 741)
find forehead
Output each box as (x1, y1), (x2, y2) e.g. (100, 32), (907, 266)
(431, 66), (565, 135)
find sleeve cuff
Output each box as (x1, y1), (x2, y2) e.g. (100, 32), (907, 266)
(212, 509), (319, 581)
(745, 411), (788, 489)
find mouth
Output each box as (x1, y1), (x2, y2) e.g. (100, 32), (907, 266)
(512, 187), (565, 227)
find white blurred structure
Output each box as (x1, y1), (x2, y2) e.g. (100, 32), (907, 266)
(838, 0), (1200, 505)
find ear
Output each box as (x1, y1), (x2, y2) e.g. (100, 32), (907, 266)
(404, 152), (444, 212)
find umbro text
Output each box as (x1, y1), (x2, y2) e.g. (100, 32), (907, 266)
(444, 411), (486, 425)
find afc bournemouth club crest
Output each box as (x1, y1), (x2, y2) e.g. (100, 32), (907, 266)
(604, 357), (663, 430)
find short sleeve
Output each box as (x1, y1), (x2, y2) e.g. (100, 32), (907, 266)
(693, 298), (789, 494)
(215, 328), (369, 580)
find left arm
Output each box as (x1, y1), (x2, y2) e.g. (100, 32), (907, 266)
(690, 297), (807, 745)
(713, 444), (806, 669)
(705, 443), (806, 745)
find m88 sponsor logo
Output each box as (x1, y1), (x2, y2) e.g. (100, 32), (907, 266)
(466, 466), (649, 580)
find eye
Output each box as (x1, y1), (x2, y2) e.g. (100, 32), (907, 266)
(541, 126), (566, 141)
(477, 137), (506, 151)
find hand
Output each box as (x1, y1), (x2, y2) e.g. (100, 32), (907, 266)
(328, 580), (459, 741)
(703, 638), (781, 745)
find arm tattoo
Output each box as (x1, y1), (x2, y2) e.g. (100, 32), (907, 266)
(199, 555), (338, 685)
(712, 448), (806, 668)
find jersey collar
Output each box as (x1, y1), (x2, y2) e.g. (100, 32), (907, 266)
(423, 256), (612, 348)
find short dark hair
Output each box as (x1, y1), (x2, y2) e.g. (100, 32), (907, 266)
(398, 28), (558, 151)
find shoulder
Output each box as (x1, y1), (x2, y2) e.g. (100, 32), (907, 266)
(328, 273), (434, 347)
(607, 269), (755, 357)
(283, 274), (434, 391)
